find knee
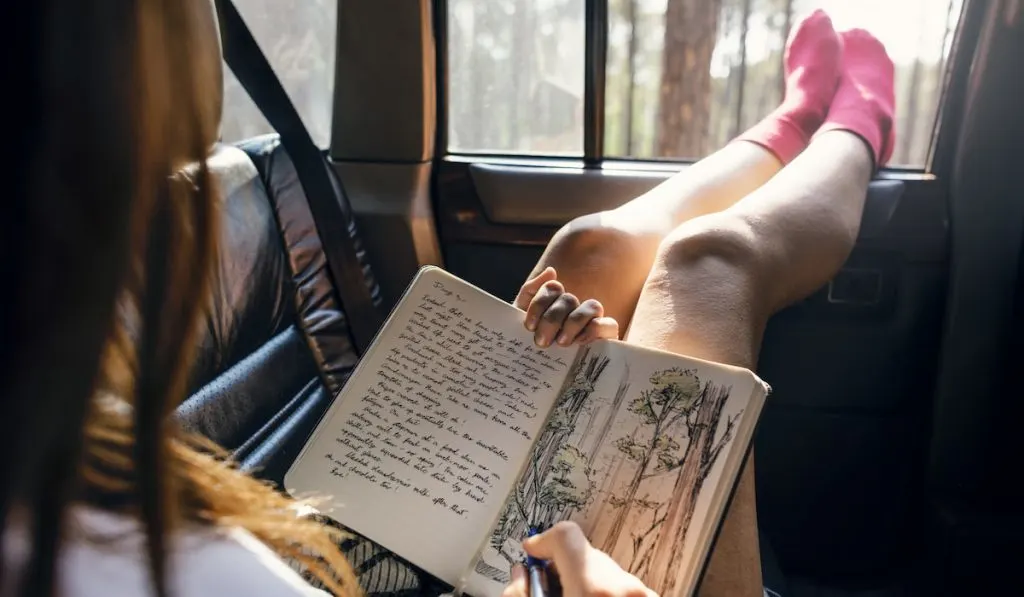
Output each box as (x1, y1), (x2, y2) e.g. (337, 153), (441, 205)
(650, 214), (777, 311)
(654, 214), (766, 275)
(549, 212), (662, 262)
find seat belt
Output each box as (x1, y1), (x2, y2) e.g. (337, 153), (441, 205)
(215, 0), (383, 354)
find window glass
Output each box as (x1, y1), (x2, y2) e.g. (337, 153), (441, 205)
(220, 0), (337, 147)
(447, 0), (586, 156)
(605, 0), (963, 167)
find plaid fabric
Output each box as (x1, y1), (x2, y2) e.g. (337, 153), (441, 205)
(295, 516), (451, 597)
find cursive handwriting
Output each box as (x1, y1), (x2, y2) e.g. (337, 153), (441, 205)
(325, 279), (570, 519)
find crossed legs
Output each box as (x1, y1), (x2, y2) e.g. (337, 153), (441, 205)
(622, 130), (872, 597)
(524, 130), (873, 597)
(518, 12), (894, 597)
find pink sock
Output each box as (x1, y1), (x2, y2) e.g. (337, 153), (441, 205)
(736, 10), (841, 164)
(817, 29), (897, 168)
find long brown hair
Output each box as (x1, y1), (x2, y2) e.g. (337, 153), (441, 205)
(0, 0), (359, 595)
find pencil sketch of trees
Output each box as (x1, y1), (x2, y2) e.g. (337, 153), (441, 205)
(535, 445), (595, 526)
(601, 367), (700, 553)
(643, 381), (740, 595)
(477, 348), (610, 579)
(596, 368), (741, 593)
(626, 497), (668, 577)
(517, 349), (608, 524)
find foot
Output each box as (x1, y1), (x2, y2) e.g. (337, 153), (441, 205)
(817, 29), (897, 168)
(736, 9), (842, 164)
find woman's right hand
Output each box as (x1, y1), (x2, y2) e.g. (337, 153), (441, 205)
(502, 522), (658, 597)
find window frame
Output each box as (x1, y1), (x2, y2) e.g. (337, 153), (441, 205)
(434, 0), (982, 179)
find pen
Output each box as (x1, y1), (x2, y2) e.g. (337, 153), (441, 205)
(526, 527), (547, 597)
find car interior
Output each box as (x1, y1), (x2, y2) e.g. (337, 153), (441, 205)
(176, 0), (1022, 595)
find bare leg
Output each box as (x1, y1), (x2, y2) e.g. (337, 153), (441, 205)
(518, 9), (845, 330)
(521, 142), (782, 327)
(624, 130), (873, 596)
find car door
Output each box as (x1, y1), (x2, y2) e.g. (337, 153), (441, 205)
(431, 0), (981, 593)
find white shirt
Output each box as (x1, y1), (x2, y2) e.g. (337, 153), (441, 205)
(3, 507), (327, 596)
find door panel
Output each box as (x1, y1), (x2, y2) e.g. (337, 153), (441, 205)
(427, 0), (1001, 587)
(434, 158), (949, 583)
(467, 162), (913, 235)
(470, 162), (671, 225)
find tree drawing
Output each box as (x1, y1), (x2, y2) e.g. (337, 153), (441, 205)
(534, 445), (595, 527)
(472, 347), (750, 597)
(626, 497), (668, 578)
(584, 366), (631, 466)
(478, 348), (610, 578)
(516, 349), (608, 520)
(596, 367), (741, 596)
(580, 368), (632, 530)
(601, 367), (701, 553)
(643, 381), (740, 596)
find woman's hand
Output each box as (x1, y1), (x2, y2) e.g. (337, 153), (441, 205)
(515, 268), (619, 348)
(502, 522), (657, 597)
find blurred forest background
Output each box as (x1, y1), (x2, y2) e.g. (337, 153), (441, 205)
(222, 0), (337, 147)
(223, 0), (963, 167)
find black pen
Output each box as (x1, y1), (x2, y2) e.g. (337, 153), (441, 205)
(526, 527), (547, 597)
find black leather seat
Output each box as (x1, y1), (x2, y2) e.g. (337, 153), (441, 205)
(175, 136), (359, 484)
(165, 8), (446, 592)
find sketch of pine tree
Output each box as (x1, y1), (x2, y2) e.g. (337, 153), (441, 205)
(583, 368), (634, 529)
(488, 504), (514, 558)
(486, 348), (611, 570)
(644, 381), (740, 596)
(534, 445), (595, 528)
(583, 366), (631, 466)
(601, 368), (701, 554)
(627, 497), (667, 577)
(517, 349), (608, 513)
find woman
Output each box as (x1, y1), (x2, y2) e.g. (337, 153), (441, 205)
(0, 1), (641, 595)
(1, 0), (358, 594)
(0, 0), (893, 595)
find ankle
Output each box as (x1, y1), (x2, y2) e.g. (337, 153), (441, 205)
(735, 10), (840, 164)
(819, 29), (896, 167)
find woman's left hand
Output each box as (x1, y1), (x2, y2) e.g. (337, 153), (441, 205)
(515, 267), (619, 348)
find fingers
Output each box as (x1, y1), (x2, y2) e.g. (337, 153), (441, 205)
(533, 303), (621, 348)
(515, 267), (558, 311)
(584, 317), (620, 343)
(533, 291), (580, 348)
(551, 299), (602, 346)
(523, 522), (658, 597)
(523, 521), (589, 571)
(518, 268), (618, 347)
(522, 277), (568, 343)
(523, 279), (565, 334)
(573, 310), (619, 345)
(501, 563), (528, 597)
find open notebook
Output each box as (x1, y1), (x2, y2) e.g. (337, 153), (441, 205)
(285, 266), (769, 597)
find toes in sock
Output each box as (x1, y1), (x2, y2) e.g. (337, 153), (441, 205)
(737, 9), (841, 164)
(818, 29), (897, 168)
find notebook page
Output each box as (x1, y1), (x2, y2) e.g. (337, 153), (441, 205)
(285, 267), (578, 585)
(464, 340), (767, 597)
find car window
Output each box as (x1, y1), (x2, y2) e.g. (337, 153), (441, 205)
(220, 0), (337, 148)
(448, 0), (963, 168)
